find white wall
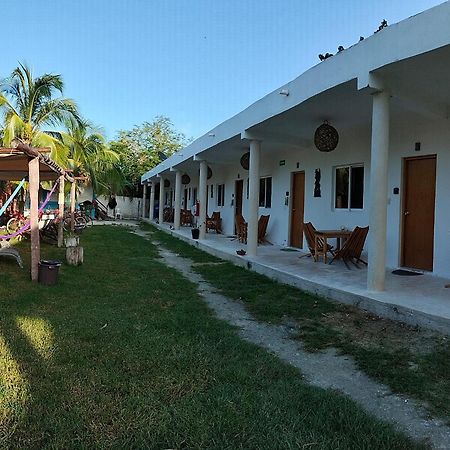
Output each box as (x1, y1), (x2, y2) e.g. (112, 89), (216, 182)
(184, 116), (450, 278)
(97, 195), (141, 219)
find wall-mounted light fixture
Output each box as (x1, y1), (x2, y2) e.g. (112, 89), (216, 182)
(279, 89), (289, 96)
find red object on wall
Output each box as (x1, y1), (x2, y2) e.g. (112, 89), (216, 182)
(194, 201), (200, 216)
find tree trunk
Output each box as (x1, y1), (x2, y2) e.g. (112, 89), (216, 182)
(66, 246), (84, 266)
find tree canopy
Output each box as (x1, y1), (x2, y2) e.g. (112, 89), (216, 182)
(110, 116), (190, 196)
(0, 63), (81, 166)
(0, 64), (189, 199)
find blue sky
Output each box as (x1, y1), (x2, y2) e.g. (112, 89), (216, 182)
(3, 0), (443, 140)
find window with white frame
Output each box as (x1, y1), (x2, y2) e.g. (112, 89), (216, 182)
(259, 176), (272, 208)
(217, 184), (225, 207)
(334, 164), (364, 210)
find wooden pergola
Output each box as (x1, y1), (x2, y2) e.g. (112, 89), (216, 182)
(0, 144), (74, 281)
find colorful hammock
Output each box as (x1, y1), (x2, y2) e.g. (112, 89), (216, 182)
(0, 180), (60, 240)
(0, 178), (26, 218)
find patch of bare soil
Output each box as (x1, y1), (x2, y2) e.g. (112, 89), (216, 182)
(320, 309), (445, 354)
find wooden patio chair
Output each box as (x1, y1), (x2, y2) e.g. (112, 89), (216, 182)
(235, 214), (247, 244)
(206, 211), (222, 233)
(163, 208), (174, 223)
(329, 226), (369, 269)
(300, 222), (335, 260)
(181, 209), (194, 227)
(257, 214), (270, 244)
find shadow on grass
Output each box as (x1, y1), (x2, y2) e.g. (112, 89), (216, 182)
(0, 227), (426, 449)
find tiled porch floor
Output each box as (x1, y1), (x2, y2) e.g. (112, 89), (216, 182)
(148, 220), (450, 334)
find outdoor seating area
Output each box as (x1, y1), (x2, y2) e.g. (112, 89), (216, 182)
(302, 222), (368, 269)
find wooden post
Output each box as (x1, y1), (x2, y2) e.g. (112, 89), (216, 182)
(70, 181), (76, 232)
(57, 174), (65, 247)
(29, 157), (40, 281)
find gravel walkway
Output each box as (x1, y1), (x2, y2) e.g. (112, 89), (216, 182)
(137, 230), (450, 449)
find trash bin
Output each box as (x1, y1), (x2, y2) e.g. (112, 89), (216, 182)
(38, 260), (62, 285)
(191, 228), (200, 239)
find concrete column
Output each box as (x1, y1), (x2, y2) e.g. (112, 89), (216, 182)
(149, 181), (155, 221)
(198, 160), (207, 239)
(142, 183), (147, 219)
(174, 170), (182, 230)
(247, 140), (261, 256)
(367, 90), (390, 291)
(158, 176), (164, 224)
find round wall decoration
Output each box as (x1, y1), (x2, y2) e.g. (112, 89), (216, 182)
(198, 166), (213, 179)
(181, 174), (191, 185)
(314, 121), (339, 152)
(164, 179), (170, 188)
(240, 152), (250, 170)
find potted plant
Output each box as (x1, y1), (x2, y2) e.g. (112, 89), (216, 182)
(191, 226), (200, 239)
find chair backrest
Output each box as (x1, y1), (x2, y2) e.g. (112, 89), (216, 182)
(258, 215), (270, 240)
(211, 211), (221, 221)
(340, 226), (369, 259)
(303, 222), (316, 251)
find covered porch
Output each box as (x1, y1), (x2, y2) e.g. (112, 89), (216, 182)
(142, 4), (450, 297)
(148, 219), (450, 335)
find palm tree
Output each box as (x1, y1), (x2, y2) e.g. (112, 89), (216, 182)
(62, 119), (126, 195)
(0, 62), (81, 165)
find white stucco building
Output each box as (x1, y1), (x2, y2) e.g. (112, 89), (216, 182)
(141, 2), (450, 298)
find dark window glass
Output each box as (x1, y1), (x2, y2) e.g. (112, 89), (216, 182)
(217, 184), (225, 206)
(350, 166), (364, 209)
(259, 178), (265, 207)
(335, 167), (349, 209)
(265, 177), (272, 208)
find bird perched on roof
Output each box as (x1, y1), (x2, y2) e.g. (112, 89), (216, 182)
(319, 52), (333, 61)
(375, 19), (388, 33)
(337, 46), (344, 52)
(359, 36), (364, 41)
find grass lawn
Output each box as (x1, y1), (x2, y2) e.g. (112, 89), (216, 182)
(0, 226), (424, 449)
(142, 223), (450, 423)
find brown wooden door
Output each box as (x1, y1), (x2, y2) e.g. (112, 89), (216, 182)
(402, 155), (436, 271)
(290, 171), (305, 248)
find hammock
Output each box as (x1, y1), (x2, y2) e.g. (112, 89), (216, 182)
(0, 179), (60, 240)
(0, 178), (26, 218)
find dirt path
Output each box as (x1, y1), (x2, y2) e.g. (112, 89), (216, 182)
(135, 230), (450, 449)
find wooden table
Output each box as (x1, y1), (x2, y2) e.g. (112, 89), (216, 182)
(314, 229), (352, 263)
